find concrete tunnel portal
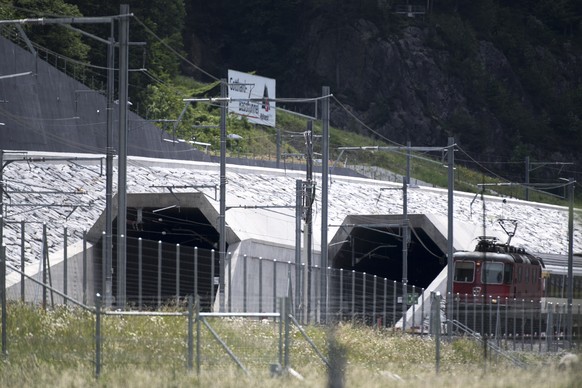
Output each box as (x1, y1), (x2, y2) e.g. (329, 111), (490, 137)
(89, 193), (449, 310)
(329, 214), (448, 290)
(89, 192), (231, 309)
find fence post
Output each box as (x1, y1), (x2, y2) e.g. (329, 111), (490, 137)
(326, 266), (331, 323)
(1, 245), (6, 357)
(63, 226), (67, 306)
(278, 297), (283, 366)
(421, 288), (425, 335)
(383, 278), (388, 329)
(393, 281), (397, 329)
(196, 295), (201, 375)
(187, 295), (193, 371)
(210, 249), (215, 310)
(83, 230), (87, 306)
(538, 300), (543, 353)
(176, 244), (180, 306)
(227, 252), (232, 313)
(430, 291), (441, 373)
(95, 293), (102, 378)
(284, 297), (290, 369)
(42, 223), (47, 310)
(339, 268), (343, 322)
(411, 285), (416, 331)
(273, 260), (278, 314)
(530, 299), (534, 351)
(259, 257), (263, 314)
(158, 241), (163, 308)
(505, 297), (509, 341)
(362, 272), (366, 324)
(546, 303), (553, 352)
(351, 270), (355, 325)
(20, 221), (25, 302)
(288, 262), (293, 313)
(300, 262), (305, 324)
(243, 255), (247, 313)
(138, 238), (142, 308)
(194, 247), (198, 300)
(373, 275), (377, 328)
(513, 298), (517, 351)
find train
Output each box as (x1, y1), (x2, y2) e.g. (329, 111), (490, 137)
(451, 221), (582, 336)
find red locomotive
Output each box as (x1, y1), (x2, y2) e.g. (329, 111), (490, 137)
(452, 236), (545, 303)
(451, 220), (582, 336)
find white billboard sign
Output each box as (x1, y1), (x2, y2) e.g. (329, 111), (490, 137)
(228, 69), (276, 127)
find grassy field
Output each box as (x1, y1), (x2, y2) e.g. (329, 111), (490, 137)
(0, 303), (580, 387)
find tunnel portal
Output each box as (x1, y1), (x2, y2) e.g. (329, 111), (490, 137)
(330, 214), (447, 290)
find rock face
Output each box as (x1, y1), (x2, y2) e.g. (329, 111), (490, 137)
(299, 15), (582, 171)
(303, 19), (468, 145)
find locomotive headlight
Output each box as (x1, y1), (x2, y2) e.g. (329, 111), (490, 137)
(491, 298), (498, 304)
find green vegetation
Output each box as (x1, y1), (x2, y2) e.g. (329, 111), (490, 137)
(0, 303), (579, 387)
(0, 1), (579, 204)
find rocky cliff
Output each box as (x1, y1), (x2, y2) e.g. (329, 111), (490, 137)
(297, 14), (582, 180)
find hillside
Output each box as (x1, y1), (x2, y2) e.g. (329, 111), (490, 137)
(1, 1), (581, 186)
(184, 1), (582, 184)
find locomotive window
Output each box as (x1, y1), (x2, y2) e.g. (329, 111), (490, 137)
(504, 265), (513, 284)
(454, 262), (474, 283)
(482, 262), (504, 284)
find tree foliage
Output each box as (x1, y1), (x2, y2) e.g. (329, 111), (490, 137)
(0, 0), (90, 61)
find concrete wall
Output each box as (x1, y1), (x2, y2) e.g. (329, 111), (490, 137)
(219, 239), (321, 317)
(5, 241), (97, 307)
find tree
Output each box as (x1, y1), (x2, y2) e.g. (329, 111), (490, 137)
(1, 0), (90, 62)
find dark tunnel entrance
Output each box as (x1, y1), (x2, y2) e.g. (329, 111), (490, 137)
(106, 205), (224, 310)
(330, 214), (447, 290)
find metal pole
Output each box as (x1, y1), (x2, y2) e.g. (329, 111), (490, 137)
(243, 254), (247, 312)
(116, 3), (130, 309)
(63, 226), (67, 305)
(321, 86), (330, 323)
(42, 223), (47, 309)
(284, 297), (290, 369)
(138, 238), (142, 308)
(187, 295), (193, 370)
(227, 252), (232, 312)
(158, 240), (162, 307)
(20, 220), (25, 302)
(219, 79), (227, 313)
(402, 176), (408, 332)
(0, 152), (4, 257)
(83, 230), (87, 305)
(295, 179), (302, 319)
(176, 244), (180, 305)
(273, 260), (278, 313)
(259, 257), (263, 313)
(305, 123), (314, 324)
(567, 178), (575, 347)
(105, 23), (115, 308)
(194, 247), (198, 298)
(196, 295), (201, 375)
(1, 245), (6, 357)
(446, 137), (455, 338)
(101, 231), (106, 303)
(95, 293), (102, 378)
(210, 249), (215, 310)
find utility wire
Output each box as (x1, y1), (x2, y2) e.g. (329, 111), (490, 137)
(132, 15), (220, 82)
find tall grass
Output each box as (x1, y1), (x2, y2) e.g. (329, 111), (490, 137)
(0, 303), (579, 387)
